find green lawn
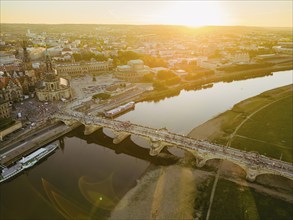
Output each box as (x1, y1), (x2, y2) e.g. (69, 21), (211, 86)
(209, 179), (293, 220)
(231, 95), (292, 162)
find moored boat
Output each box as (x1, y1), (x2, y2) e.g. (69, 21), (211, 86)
(19, 143), (59, 169)
(104, 101), (135, 118)
(0, 163), (23, 183)
(0, 143), (59, 183)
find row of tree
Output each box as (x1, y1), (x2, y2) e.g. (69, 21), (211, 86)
(152, 70), (181, 90)
(72, 52), (108, 62)
(92, 93), (111, 100)
(112, 51), (168, 68)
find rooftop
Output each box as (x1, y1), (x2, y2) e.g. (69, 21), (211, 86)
(128, 59), (143, 65)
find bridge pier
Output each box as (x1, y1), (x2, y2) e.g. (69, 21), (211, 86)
(84, 124), (102, 135)
(58, 137), (65, 150)
(195, 157), (207, 168)
(149, 140), (171, 156)
(113, 131), (130, 144)
(245, 168), (258, 182)
(191, 151), (208, 168)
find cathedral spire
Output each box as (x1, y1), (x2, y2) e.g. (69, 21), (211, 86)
(22, 39), (30, 71)
(45, 46), (53, 72)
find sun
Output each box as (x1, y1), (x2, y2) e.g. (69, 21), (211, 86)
(158, 1), (228, 27)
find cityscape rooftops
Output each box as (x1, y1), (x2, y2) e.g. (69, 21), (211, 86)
(128, 59), (143, 65)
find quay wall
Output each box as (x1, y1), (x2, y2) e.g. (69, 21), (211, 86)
(1, 122), (80, 166)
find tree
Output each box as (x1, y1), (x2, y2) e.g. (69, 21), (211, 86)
(153, 81), (166, 90)
(117, 51), (140, 64)
(165, 76), (181, 85)
(142, 73), (154, 82)
(72, 53), (82, 61)
(157, 70), (176, 80)
(92, 93), (111, 100)
(140, 55), (168, 67)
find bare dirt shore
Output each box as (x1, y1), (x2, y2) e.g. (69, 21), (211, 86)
(109, 165), (211, 220)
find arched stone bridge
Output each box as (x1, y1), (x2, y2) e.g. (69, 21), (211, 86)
(53, 112), (293, 182)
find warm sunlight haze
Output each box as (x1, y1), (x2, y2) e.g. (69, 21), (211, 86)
(156, 1), (227, 27)
(0, 1), (292, 220)
(1, 1), (292, 27)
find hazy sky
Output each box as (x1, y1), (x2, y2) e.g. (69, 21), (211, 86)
(1, 1), (292, 27)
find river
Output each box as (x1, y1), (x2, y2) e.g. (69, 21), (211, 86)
(0, 70), (292, 219)
(118, 70), (292, 134)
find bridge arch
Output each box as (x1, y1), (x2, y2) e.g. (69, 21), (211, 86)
(166, 145), (186, 158)
(254, 171), (293, 182)
(205, 158), (247, 176)
(102, 127), (116, 138)
(130, 134), (151, 149)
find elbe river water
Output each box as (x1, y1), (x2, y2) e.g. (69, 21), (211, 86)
(0, 70), (292, 219)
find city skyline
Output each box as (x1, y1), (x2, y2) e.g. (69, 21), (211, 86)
(1, 0), (292, 27)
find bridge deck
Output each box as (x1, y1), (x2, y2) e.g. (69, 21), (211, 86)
(54, 112), (293, 180)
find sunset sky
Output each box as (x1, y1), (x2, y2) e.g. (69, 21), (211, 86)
(1, 1), (292, 27)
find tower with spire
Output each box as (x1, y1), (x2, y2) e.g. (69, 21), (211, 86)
(35, 47), (71, 102)
(45, 48), (52, 72)
(43, 47), (58, 81)
(21, 39), (31, 71)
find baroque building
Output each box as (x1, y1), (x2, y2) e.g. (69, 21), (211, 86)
(0, 74), (23, 102)
(36, 51), (71, 102)
(55, 59), (112, 77)
(116, 59), (150, 82)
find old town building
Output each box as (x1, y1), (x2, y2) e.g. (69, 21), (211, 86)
(36, 52), (71, 101)
(55, 59), (112, 77)
(116, 59), (150, 82)
(0, 75), (23, 102)
(0, 100), (11, 119)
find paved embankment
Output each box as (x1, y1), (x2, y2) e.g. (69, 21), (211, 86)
(0, 122), (80, 166)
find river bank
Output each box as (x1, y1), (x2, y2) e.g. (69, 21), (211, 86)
(188, 85), (293, 161)
(186, 84), (293, 219)
(109, 160), (293, 220)
(141, 64), (292, 102)
(109, 164), (213, 220)
(188, 85), (292, 141)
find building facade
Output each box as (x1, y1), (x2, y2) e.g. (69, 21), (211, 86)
(116, 59), (150, 82)
(36, 50), (72, 102)
(0, 77), (23, 102)
(228, 53), (250, 64)
(0, 100), (11, 119)
(55, 60), (112, 77)
(36, 73), (71, 101)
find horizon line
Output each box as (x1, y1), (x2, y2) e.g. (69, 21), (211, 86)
(1, 23), (292, 29)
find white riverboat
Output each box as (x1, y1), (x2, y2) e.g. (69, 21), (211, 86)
(0, 143), (59, 183)
(104, 101), (135, 118)
(0, 163), (24, 183)
(19, 143), (59, 169)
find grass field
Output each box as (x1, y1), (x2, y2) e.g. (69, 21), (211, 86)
(207, 85), (293, 162)
(231, 95), (292, 162)
(209, 179), (293, 220)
